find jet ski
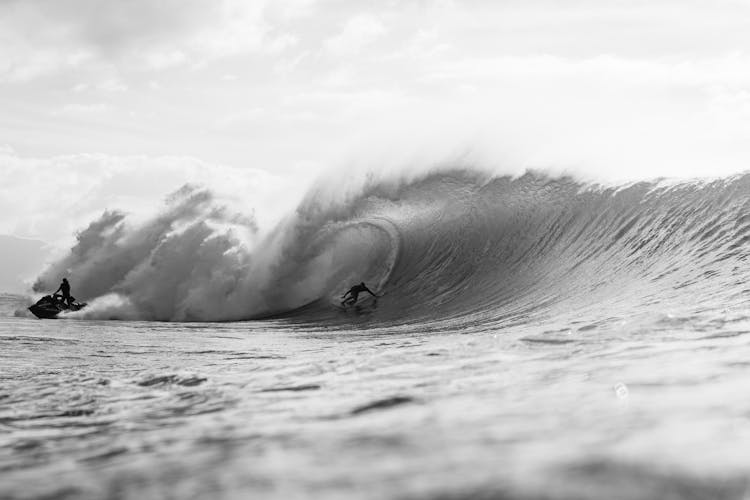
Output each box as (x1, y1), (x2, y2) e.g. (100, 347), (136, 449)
(28, 294), (87, 319)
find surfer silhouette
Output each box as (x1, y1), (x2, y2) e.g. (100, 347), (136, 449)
(53, 278), (73, 307)
(341, 282), (377, 306)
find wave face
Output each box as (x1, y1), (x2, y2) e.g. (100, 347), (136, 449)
(32, 170), (750, 323)
(286, 169), (750, 327)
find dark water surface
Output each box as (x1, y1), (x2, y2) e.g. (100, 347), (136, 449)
(3, 298), (750, 499)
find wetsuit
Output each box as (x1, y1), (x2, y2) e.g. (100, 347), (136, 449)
(55, 281), (72, 306)
(342, 284), (375, 305)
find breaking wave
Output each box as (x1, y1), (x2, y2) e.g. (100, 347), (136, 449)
(31, 169), (750, 324)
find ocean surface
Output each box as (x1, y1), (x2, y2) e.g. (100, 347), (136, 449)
(3, 171), (750, 499)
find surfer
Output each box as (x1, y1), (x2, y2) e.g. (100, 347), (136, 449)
(341, 282), (378, 306)
(52, 278), (73, 307)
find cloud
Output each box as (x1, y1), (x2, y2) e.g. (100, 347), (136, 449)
(55, 102), (112, 116)
(324, 14), (387, 56)
(263, 0), (317, 22)
(3, 0), (750, 189)
(423, 53), (750, 89)
(0, 150), (294, 245)
(0, 0), (283, 80)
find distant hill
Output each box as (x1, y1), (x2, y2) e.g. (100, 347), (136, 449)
(0, 235), (52, 293)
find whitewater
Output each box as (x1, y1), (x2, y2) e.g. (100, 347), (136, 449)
(3, 169), (750, 499)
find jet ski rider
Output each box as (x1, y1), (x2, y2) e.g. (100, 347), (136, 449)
(53, 278), (73, 307)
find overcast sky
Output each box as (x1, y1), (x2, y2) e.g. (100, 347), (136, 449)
(3, 0), (750, 249)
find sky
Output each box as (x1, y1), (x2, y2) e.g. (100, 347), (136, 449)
(2, 0), (750, 289)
